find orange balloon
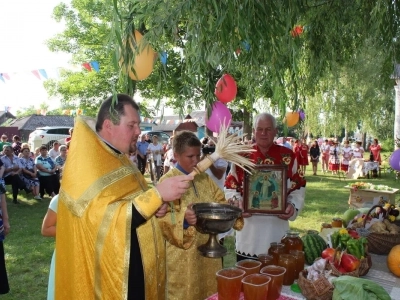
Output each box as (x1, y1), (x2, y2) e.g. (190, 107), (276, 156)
(285, 112), (300, 127)
(120, 30), (155, 81)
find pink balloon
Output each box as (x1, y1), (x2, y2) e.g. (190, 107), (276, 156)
(215, 74), (237, 103)
(389, 149), (400, 171)
(206, 102), (232, 133)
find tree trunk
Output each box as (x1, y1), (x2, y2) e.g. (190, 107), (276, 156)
(243, 108), (252, 139)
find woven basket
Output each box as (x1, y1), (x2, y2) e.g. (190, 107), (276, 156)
(298, 270), (334, 300)
(361, 205), (400, 255)
(327, 254), (372, 277)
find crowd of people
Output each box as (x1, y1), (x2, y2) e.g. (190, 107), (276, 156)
(0, 137), (72, 204)
(0, 133), (72, 295)
(280, 137), (382, 176)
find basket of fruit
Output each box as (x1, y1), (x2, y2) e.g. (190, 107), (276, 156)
(350, 204), (400, 255)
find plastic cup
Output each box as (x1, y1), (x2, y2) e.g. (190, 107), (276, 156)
(260, 265), (286, 300)
(216, 267), (245, 300)
(235, 259), (262, 292)
(235, 259), (262, 276)
(242, 274), (271, 300)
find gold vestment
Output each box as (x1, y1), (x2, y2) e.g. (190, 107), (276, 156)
(55, 116), (165, 300)
(158, 168), (225, 300)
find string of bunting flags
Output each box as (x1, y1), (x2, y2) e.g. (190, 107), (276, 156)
(0, 61), (100, 83)
(140, 116), (182, 125)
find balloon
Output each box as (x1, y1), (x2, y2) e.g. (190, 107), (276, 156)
(389, 149), (400, 171)
(121, 30), (155, 81)
(206, 102), (232, 133)
(215, 74), (237, 103)
(285, 112), (300, 127)
(299, 110), (305, 120)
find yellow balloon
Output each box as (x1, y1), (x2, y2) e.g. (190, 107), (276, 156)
(121, 30), (155, 81)
(285, 112), (300, 127)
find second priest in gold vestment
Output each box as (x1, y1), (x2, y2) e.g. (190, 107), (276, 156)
(158, 131), (243, 300)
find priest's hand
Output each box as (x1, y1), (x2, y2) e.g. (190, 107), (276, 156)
(156, 174), (194, 202)
(228, 197), (252, 218)
(155, 203), (168, 218)
(278, 203), (295, 220)
(185, 204), (197, 225)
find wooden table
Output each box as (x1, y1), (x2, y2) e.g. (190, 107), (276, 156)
(344, 186), (399, 209)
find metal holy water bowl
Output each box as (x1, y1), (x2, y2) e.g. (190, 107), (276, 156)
(192, 202), (242, 258)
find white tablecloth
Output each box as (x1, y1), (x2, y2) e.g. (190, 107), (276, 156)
(347, 159), (379, 179)
(363, 161), (379, 175)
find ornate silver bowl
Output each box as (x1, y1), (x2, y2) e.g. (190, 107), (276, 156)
(192, 202), (242, 258)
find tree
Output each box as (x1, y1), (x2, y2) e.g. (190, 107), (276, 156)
(46, 0), (400, 136)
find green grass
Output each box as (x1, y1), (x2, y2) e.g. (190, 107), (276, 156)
(2, 162), (400, 299)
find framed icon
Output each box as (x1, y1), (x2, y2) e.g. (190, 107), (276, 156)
(243, 164), (287, 214)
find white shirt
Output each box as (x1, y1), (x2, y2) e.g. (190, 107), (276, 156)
(163, 148), (176, 169)
(352, 146), (364, 158)
(147, 143), (163, 166)
(205, 159), (228, 191)
(281, 141), (292, 150)
(49, 149), (60, 161)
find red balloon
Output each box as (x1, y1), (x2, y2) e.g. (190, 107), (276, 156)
(215, 74), (237, 103)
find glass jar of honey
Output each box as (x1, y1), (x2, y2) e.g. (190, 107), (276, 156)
(331, 218), (343, 228)
(281, 230), (303, 252)
(278, 254), (296, 286)
(268, 242), (286, 265)
(289, 250), (305, 280)
(257, 253), (274, 269)
(320, 223), (332, 231)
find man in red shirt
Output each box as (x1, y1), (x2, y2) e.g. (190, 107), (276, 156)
(225, 112), (306, 261)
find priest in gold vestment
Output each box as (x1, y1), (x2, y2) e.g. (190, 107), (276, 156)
(157, 131), (243, 300)
(55, 94), (193, 300)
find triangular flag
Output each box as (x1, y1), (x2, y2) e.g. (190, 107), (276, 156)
(160, 51), (168, 65)
(2, 73), (10, 80)
(82, 63), (92, 72)
(0, 74), (4, 83)
(89, 61), (100, 72)
(39, 69), (48, 79)
(32, 70), (41, 80)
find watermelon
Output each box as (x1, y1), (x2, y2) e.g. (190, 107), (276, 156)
(301, 232), (327, 265)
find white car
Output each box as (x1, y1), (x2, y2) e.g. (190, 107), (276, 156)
(28, 126), (71, 150)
